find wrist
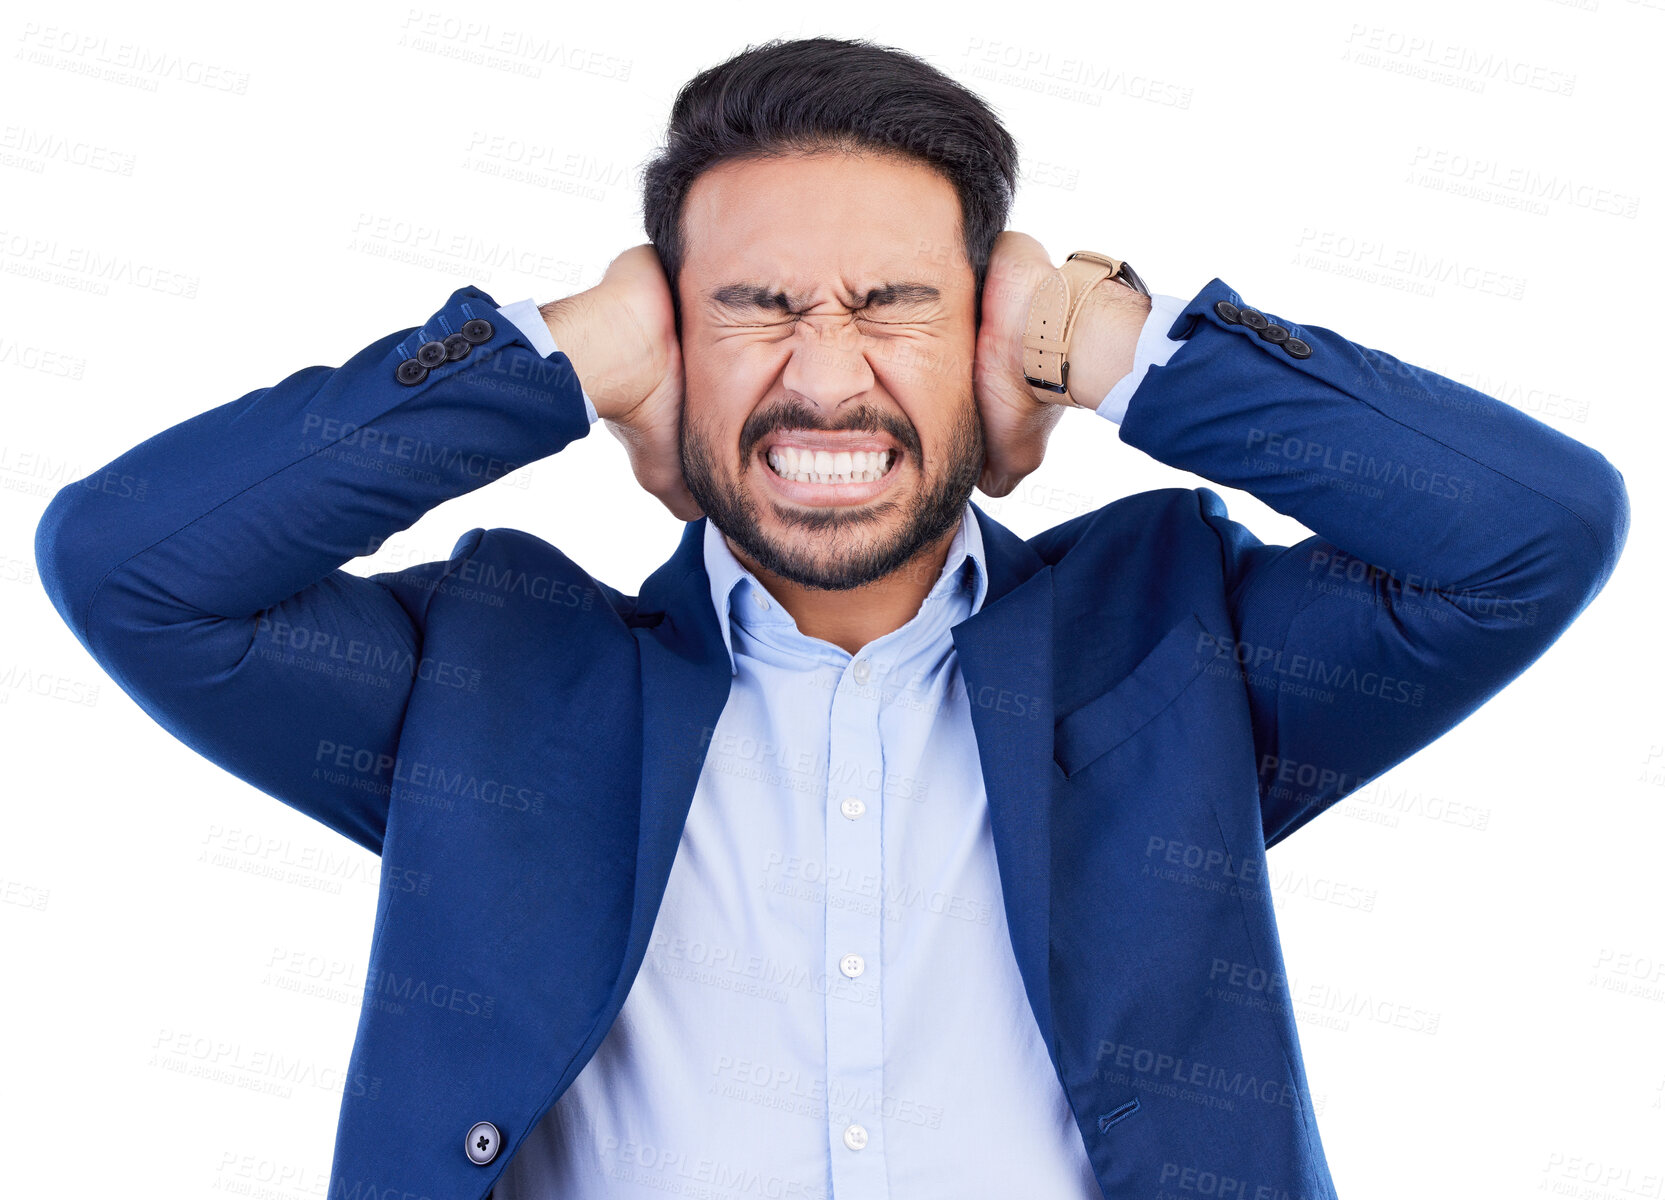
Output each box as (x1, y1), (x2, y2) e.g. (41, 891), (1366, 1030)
(1057, 280), (1150, 411)
(541, 291), (631, 423)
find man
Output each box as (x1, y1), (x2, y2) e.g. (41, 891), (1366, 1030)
(35, 35), (1627, 1200)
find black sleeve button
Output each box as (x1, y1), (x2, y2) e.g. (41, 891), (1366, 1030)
(461, 318), (495, 344)
(1284, 337), (1312, 359)
(1257, 323), (1289, 344)
(395, 358), (429, 386)
(443, 333), (474, 361)
(1238, 308), (1269, 331)
(1213, 300), (1242, 324)
(415, 339), (449, 368)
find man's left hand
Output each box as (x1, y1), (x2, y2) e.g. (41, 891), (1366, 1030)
(971, 231), (1151, 498)
(972, 232), (1066, 498)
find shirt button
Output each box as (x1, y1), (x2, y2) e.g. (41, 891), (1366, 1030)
(852, 659), (871, 684)
(754, 591), (770, 610)
(840, 797), (866, 819)
(840, 953), (865, 978)
(843, 1123), (869, 1151)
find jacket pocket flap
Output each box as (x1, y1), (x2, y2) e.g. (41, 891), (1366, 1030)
(1054, 612), (1211, 778)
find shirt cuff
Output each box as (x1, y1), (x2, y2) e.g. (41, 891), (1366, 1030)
(495, 298), (600, 424)
(1092, 291), (1191, 425)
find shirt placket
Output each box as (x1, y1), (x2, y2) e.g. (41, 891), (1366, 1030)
(824, 644), (890, 1197)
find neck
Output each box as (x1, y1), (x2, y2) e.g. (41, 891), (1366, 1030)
(726, 522), (961, 657)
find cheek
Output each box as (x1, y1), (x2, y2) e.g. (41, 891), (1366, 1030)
(690, 339), (787, 393)
(681, 389), (758, 469)
(871, 333), (971, 394)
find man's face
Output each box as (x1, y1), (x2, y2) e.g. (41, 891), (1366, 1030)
(677, 149), (983, 592)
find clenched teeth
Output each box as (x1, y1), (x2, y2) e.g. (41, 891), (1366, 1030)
(766, 447), (896, 484)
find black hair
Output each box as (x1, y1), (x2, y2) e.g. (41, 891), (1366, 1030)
(640, 36), (1020, 329)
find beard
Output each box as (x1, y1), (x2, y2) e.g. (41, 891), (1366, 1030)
(680, 394), (985, 592)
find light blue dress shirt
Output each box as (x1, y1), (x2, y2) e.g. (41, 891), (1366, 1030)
(486, 289), (1187, 1197)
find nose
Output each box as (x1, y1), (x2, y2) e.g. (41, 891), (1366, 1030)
(780, 315), (876, 413)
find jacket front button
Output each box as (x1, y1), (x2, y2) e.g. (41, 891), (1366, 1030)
(395, 358), (428, 386)
(466, 1120), (502, 1165)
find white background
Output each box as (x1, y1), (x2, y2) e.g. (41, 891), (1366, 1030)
(2, 0), (1661, 1196)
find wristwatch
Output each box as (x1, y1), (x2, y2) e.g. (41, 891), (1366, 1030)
(1022, 251), (1150, 406)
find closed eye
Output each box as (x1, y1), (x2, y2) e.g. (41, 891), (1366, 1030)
(708, 281), (941, 327)
(730, 311), (909, 329)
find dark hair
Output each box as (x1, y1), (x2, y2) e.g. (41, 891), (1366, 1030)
(640, 36), (1020, 330)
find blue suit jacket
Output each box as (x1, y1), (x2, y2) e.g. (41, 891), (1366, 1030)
(34, 277), (1628, 1199)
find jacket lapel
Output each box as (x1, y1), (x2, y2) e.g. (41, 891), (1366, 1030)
(951, 503), (1057, 1053)
(608, 517), (735, 1012)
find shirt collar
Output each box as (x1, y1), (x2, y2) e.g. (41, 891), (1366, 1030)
(704, 506), (989, 675)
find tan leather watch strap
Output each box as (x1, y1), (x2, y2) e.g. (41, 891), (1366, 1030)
(1022, 250), (1150, 403)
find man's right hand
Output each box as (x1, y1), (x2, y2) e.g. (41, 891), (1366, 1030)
(540, 245), (703, 521)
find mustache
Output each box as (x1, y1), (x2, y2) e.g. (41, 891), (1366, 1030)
(739, 398), (921, 462)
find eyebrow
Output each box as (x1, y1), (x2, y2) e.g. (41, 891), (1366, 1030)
(705, 281), (942, 312)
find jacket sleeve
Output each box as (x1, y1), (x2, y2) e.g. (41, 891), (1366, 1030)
(33, 286), (593, 855)
(1116, 278), (1630, 849)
